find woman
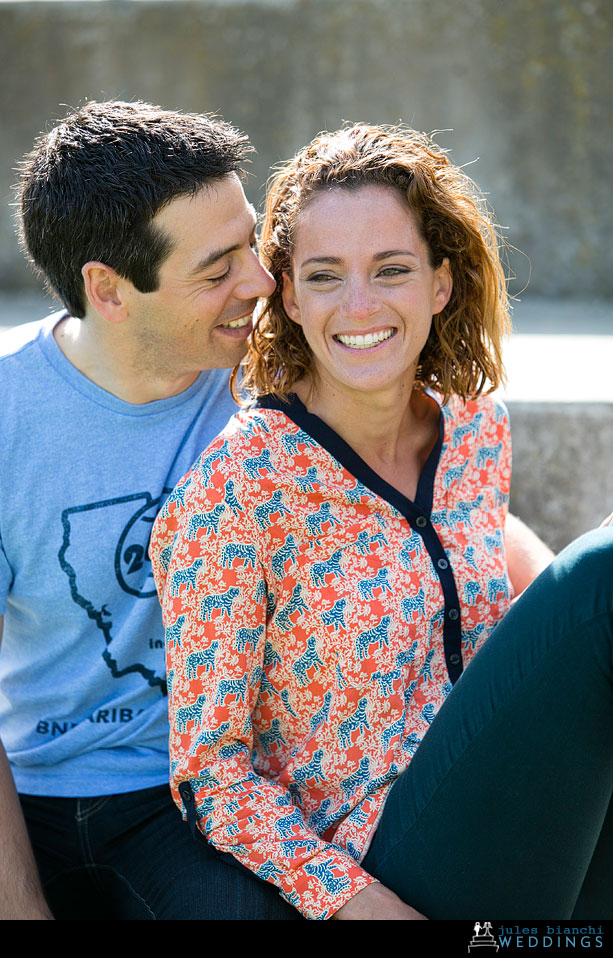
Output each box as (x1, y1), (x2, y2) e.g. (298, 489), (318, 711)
(151, 124), (613, 920)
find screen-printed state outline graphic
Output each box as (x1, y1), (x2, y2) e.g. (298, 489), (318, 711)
(59, 491), (171, 695)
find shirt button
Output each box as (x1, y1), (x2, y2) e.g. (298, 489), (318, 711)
(448, 608), (459, 621)
(449, 653), (461, 665)
(437, 558), (449, 570)
(415, 516), (427, 528)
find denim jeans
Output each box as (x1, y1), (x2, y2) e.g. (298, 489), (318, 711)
(21, 528), (613, 919)
(20, 784), (301, 920)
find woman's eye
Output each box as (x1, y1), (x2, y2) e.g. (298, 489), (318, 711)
(306, 272), (338, 284)
(379, 266), (411, 278)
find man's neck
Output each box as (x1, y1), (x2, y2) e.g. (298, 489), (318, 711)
(53, 314), (200, 404)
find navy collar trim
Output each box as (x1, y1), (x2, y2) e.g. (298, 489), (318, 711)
(255, 391), (445, 517)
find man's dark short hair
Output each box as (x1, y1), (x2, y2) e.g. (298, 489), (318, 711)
(16, 100), (251, 318)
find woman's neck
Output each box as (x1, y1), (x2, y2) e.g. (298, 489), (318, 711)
(292, 377), (440, 501)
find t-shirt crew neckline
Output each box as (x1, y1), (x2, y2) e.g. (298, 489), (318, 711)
(38, 311), (219, 417)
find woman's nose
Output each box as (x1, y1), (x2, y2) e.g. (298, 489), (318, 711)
(340, 279), (378, 321)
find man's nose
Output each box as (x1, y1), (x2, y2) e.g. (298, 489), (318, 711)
(237, 250), (276, 299)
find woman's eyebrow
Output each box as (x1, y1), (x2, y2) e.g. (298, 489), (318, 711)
(373, 249), (419, 261)
(300, 256), (343, 268)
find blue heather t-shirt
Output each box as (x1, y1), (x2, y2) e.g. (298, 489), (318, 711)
(0, 312), (237, 796)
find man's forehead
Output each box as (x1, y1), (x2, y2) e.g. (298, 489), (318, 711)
(153, 175), (256, 268)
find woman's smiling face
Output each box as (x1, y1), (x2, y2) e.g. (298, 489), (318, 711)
(282, 184), (452, 404)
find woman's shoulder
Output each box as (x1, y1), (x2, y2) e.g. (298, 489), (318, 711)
(440, 391), (510, 435)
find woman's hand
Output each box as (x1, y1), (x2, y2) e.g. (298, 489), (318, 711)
(600, 511), (613, 528)
(332, 882), (428, 920)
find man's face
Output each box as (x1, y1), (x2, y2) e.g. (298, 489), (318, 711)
(123, 174), (275, 381)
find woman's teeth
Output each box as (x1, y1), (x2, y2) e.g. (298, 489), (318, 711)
(220, 315), (251, 329)
(335, 328), (395, 349)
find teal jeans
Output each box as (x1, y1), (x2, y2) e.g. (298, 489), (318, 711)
(363, 527), (613, 918)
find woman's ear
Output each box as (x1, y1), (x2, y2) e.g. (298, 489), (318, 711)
(432, 257), (453, 316)
(281, 271), (302, 325)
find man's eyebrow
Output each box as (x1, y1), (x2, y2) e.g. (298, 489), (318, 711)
(191, 243), (241, 275)
(190, 208), (258, 275)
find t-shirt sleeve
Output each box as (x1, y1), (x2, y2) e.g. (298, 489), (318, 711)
(150, 437), (376, 920)
(0, 531), (12, 615)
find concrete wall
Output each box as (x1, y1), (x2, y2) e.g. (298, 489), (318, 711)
(1, 0), (612, 299)
(507, 401), (613, 553)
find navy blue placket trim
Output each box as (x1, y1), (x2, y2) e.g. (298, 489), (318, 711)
(256, 393), (464, 684)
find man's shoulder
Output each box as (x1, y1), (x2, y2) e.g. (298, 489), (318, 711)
(0, 312), (60, 366)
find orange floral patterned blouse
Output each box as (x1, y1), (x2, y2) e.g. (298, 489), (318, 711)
(150, 390), (512, 919)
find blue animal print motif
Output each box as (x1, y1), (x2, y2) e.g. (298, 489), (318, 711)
(451, 412), (483, 447)
(214, 675), (249, 706)
(221, 542), (258, 569)
(235, 624), (264, 652)
(157, 543), (173, 574)
(190, 720), (231, 753)
(169, 559), (203, 597)
(293, 749), (326, 786)
(305, 502), (342, 536)
(186, 504), (225, 539)
(401, 588), (426, 622)
(487, 576), (509, 603)
(271, 535), (299, 578)
(419, 648), (435, 684)
(381, 713), (405, 753)
(463, 580), (481, 606)
(165, 614), (186, 648)
(307, 798), (334, 834)
(303, 859), (351, 895)
(253, 491), (291, 529)
(357, 567), (392, 600)
(294, 467), (318, 493)
(345, 479), (370, 503)
(223, 478), (244, 516)
(199, 586), (240, 621)
(398, 530), (422, 568)
(186, 640), (219, 678)
(199, 441), (232, 484)
(355, 615), (391, 660)
(340, 756), (371, 797)
(476, 442), (503, 469)
(292, 635), (325, 686)
(243, 448), (279, 479)
(176, 693), (207, 732)
(484, 529), (503, 554)
(275, 807), (304, 838)
(309, 691), (332, 734)
(443, 462), (467, 489)
(338, 697), (370, 747)
(310, 548), (345, 588)
(259, 718), (286, 756)
(282, 430), (318, 456)
(462, 622), (485, 650)
(275, 584), (308, 631)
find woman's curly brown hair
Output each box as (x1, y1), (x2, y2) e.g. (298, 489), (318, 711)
(235, 123), (510, 404)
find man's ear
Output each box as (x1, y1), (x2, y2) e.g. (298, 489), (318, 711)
(81, 262), (129, 324)
(281, 271), (302, 325)
(432, 257), (453, 316)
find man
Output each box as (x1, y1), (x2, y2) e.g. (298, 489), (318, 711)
(0, 100), (283, 919)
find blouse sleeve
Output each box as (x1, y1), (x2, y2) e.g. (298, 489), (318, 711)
(150, 436), (377, 920)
